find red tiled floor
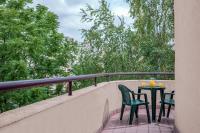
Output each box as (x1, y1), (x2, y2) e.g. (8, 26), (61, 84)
(101, 108), (175, 133)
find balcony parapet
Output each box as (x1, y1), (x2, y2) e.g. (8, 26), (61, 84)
(0, 79), (174, 133)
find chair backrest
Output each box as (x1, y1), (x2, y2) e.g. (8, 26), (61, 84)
(165, 90), (175, 100)
(171, 90), (175, 99)
(118, 84), (132, 105)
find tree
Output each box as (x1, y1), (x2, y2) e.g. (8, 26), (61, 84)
(76, 0), (175, 78)
(0, 0), (77, 81)
(0, 0), (78, 112)
(127, 0), (175, 71)
(77, 0), (134, 74)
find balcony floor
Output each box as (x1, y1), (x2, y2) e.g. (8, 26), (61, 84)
(102, 108), (175, 133)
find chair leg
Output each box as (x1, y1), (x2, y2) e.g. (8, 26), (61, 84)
(145, 104), (151, 123)
(160, 90), (165, 116)
(129, 106), (135, 125)
(167, 105), (172, 118)
(120, 104), (125, 120)
(135, 105), (138, 118)
(162, 103), (165, 116)
(158, 103), (163, 122)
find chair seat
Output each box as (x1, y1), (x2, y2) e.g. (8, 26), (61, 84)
(131, 99), (148, 105)
(160, 99), (175, 105)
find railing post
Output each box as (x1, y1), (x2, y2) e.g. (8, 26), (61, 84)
(94, 77), (97, 86)
(68, 81), (72, 96)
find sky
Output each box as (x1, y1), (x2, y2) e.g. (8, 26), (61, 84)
(31, 0), (132, 42)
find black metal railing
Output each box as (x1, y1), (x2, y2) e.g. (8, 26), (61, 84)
(0, 72), (174, 96)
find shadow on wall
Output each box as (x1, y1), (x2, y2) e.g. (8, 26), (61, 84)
(102, 99), (109, 128)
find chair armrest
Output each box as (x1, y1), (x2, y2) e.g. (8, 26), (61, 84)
(131, 92), (148, 103)
(164, 93), (175, 95)
(163, 92), (175, 100)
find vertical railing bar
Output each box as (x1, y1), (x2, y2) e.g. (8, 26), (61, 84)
(68, 81), (72, 96)
(94, 77), (97, 86)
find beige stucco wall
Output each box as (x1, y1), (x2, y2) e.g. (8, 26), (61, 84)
(175, 0), (200, 133)
(0, 80), (174, 133)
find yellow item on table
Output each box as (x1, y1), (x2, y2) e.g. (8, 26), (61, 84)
(158, 83), (165, 88)
(149, 80), (156, 87)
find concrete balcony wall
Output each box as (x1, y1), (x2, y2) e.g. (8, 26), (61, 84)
(0, 80), (174, 133)
(175, 0), (200, 133)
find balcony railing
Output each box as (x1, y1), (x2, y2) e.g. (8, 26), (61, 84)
(0, 72), (174, 96)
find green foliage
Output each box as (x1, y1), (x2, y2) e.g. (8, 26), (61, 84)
(0, 0), (77, 112)
(75, 0), (174, 76)
(0, 87), (50, 112)
(55, 84), (64, 95)
(127, 0), (175, 71)
(0, 0), (77, 81)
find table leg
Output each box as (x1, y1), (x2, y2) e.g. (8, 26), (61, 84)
(160, 89), (165, 116)
(151, 89), (157, 122)
(137, 88), (141, 99)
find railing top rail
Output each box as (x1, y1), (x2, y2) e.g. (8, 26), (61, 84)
(107, 72), (174, 76)
(0, 72), (174, 91)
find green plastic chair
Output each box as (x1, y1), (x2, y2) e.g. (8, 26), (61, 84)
(118, 84), (151, 124)
(158, 90), (175, 122)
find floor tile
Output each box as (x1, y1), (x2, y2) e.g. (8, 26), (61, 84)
(149, 127), (160, 133)
(101, 129), (113, 133)
(137, 127), (149, 133)
(125, 127), (137, 133)
(113, 128), (126, 133)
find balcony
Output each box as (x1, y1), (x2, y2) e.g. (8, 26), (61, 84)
(0, 0), (199, 132)
(0, 73), (175, 133)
